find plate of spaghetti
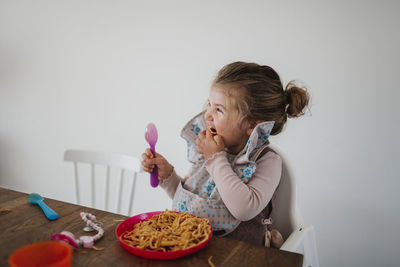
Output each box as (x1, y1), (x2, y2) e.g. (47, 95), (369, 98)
(116, 210), (212, 260)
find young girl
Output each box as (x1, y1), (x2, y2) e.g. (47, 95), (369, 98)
(141, 61), (310, 246)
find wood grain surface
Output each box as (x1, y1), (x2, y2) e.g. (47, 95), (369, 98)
(0, 187), (303, 266)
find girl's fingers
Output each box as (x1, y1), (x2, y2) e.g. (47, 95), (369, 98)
(144, 159), (153, 167)
(146, 158), (169, 170)
(142, 150), (153, 162)
(142, 162), (154, 170)
(198, 130), (206, 139)
(142, 151), (173, 180)
(142, 154), (156, 169)
(148, 157), (168, 166)
(206, 129), (211, 138)
(142, 166), (153, 173)
(145, 148), (154, 158)
(206, 129), (216, 142)
(214, 135), (224, 146)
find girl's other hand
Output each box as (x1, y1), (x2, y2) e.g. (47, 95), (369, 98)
(141, 148), (174, 181)
(196, 129), (225, 160)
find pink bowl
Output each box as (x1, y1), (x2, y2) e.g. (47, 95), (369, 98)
(115, 211), (212, 260)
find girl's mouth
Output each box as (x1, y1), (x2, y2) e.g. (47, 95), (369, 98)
(208, 127), (217, 135)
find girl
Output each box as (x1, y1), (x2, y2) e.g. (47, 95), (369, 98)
(141, 61), (310, 246)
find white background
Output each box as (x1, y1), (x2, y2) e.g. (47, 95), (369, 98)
(1, 1), (399, 266)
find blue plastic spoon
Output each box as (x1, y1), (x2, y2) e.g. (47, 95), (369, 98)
(145, 122), (159, 187)
(28, 193), (58, 220)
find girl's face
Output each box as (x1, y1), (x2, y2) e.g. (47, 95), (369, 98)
(204, 85), (252, 154)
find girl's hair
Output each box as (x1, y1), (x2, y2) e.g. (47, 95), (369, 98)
(213, 61), (310, 135)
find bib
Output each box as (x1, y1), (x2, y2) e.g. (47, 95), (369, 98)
(172, 112), (274, 232)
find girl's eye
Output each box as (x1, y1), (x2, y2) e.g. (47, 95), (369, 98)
(217, 108), (223, 113)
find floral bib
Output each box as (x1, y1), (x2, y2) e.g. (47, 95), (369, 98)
(172, 112), (274, 233)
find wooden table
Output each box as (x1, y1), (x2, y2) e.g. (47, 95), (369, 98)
(0, 187), (303, 266)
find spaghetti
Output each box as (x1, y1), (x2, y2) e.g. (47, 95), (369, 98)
(120, 210), (211, 252)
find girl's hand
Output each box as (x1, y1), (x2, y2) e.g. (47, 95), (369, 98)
(196, 129), (225, 160)
(141, 148), (174, 182)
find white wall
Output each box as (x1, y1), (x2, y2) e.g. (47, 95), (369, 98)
(1, 1), (399, 266)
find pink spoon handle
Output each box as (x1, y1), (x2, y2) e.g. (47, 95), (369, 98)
(150, 144), (159, 187)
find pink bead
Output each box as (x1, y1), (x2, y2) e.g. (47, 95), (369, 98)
(51, 232), (79, 249)
(61, 231), (76, 239)
(80, 236), (94, 248)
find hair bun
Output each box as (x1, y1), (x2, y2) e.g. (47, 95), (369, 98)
(285, 81), (310, 118)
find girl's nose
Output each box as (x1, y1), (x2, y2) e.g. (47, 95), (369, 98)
(204, 109), (213, 121)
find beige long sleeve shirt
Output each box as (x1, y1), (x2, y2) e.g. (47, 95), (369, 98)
(160, 150), (281, 222)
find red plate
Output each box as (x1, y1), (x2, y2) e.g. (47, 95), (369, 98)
(115, 211), (213, 260)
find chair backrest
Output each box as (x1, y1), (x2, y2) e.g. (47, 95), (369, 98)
(281, 224), (319, 267)
(64, 149), (141, 216)
(269, 145), (304, 239)
(270, 146), (319, 267)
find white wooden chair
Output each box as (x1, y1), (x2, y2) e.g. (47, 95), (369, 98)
(270, 146), (319, 267)
(64, 149), (141, 216)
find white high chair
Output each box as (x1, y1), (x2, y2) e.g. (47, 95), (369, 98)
(269, 145), (319, 267)
(64, 149), (141, 216)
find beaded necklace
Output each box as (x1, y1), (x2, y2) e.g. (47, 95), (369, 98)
(50, 212), (104, 248)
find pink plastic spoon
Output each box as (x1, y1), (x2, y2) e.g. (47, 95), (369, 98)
(145, 123), (159, 187)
